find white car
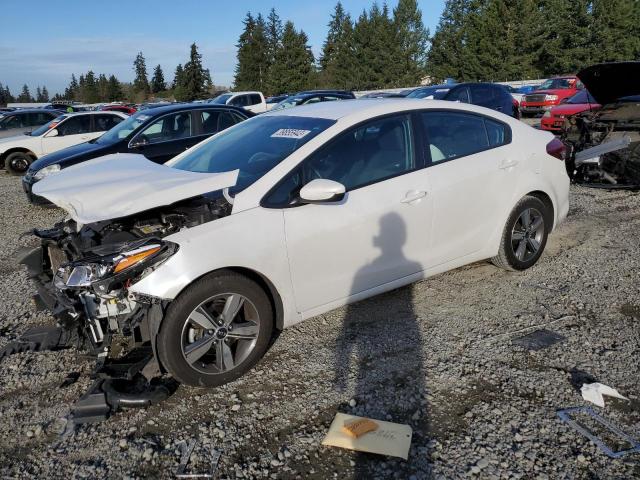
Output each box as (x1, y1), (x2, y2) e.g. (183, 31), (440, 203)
(26, 100), (569, 388)
(0, 111), (127, 174)
(208, 91), (267, 114)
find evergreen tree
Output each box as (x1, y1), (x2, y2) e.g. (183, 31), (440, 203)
(83, 71), (99, 103)
(151, 64), (166, 93)
(106, 75), (123, 101)
(265, 8), (283, 93)
(17, 84), (33, 102)
(41, 86), (49, 102)
(97, 74), (108, 101)
(271, 21), (315, 93)
(393, 0), (430, 86)
(0, 83), (13, 106)
(352, 10), (375, 89)
(319, 2), (357, 89)
(426, 0), (471, 82)
(172, 64), (184, 89)
(64, 74), (79, 100)
(591, 0), (640, 63)
(367, 3), (399, 87)
(36, 86), (42, 102)
(133, 51), (150, 94)
(180, 43), (210, 101)
(234, 13), (270, 92)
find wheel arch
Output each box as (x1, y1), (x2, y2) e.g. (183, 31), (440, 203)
(0, 148), (37, 168)
(525, 190), (555, 230)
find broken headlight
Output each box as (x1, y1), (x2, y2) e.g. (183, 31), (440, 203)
(33, 164), (61, 180)
(54, 243), (175, 289)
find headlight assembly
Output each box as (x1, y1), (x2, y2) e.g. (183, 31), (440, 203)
(54, 242), (176, 290)
(33, 164), (61, 181)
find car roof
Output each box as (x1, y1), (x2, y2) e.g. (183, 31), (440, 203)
(61, 111), (128, 117)
(264, 98), (513, 121)
(1, 108), (61, 114)
(137, 103), (251, 116)
(227, 91), (261, 96)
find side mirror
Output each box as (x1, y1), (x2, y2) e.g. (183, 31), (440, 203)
(130, 136), (149, 149)
(299, 179), (346, 204)
(46, 128), (59, 137)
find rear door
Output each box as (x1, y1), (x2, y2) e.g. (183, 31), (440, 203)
(0, 113), (29, 138)
(128, 111), (197, 163)
(92, 114), (125, 136)
(418, 110), (518, 266)
(41, 114), (93, 154)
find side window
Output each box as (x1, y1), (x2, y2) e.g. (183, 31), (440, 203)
(138, 112), (192, 143)
(249, 94), (262, 105)
(8, 114), (27, 128)
(469, 85), (495, 103)
(302, 96), (321, 105)
(57, 115), (91, 136)
(93, 114), (123, 132)
(265, 115), (415, 207)
(322, 96), (340, 102)
(447, 87), (470, 103)
(420, 111), (509, 163)
(218, 111), (243, 131)
(201, 110), (221, 134)
(230, 95), (248, 107)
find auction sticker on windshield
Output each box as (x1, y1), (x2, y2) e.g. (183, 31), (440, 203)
(271, 128), (311, 139)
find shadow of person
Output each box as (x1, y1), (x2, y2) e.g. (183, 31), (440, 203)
(334, 212), (429, 479)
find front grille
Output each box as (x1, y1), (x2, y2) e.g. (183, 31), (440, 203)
(524, 94), (546, 103)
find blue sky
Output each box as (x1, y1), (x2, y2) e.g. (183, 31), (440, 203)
(0, 0), (445, 96)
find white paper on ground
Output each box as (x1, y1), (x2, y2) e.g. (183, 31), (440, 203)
(581, 382), (628, 408)
(321, 412), (412, 460)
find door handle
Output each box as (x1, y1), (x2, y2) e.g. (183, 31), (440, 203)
(499, 159), (519, 170)
(401, 190), (427, 204)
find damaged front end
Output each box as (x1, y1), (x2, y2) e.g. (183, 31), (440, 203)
(16, 193), (231, 420)
(562, 62), (640, 189)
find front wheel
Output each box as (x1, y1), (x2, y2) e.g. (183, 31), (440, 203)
(492, 196), (550, 271)
(157, 271), (273, 387)
(5, 152), (33, 175)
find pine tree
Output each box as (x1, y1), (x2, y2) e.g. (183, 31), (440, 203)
(41, 86), (49, 102)
(97, 74), (108, 101)
(352, 10), (375, 89)
(319, 2), (357, 89)
(367, 3), (399, 87)
(36, 86), (42, 102)
(64, 74), (79, 100)
(106, 75), (123, 101)
(151, 64), (166, 93)
(172, 64), (184, 89)
(426, 0), (471, 82)
(133, 51), (150, 94)
(270, 21), (315, 93)
(83, 71), (99, 103)
(393, 0), (430, 86)
(591, 0), (640, 63)
(180, 43), (210, 101)
(17, 84), (33, 102)
(265, 8), (283, 93)
(0, 83), (11, 106)
(234, 13), (269, 92)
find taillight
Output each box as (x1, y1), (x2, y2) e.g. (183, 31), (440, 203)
(546, 138), (567, 161)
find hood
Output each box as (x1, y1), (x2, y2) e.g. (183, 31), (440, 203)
(577, 62), (640, 105)
(33, 153), (238, 224)
(29, 141), (108, 172)
(551, 103), (599, 116)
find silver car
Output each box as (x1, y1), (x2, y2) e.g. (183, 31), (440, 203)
(0, 109), (60, 139)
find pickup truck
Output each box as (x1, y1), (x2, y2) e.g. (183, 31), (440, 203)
(520, 76), (583, 116)
(208, 91), (267, 114)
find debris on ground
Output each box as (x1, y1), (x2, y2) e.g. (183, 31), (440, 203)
(511, 328), (566, 351)
(175, 439), (222, 479)
(322, 413), (412, 460)
(557, 407), (640, 458)
(581, 383), (629, 408)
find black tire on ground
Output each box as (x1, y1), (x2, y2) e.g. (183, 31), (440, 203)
(5, 152), (33, 175)
(491, 195), (551, 271)
(157, 270), (274, 387)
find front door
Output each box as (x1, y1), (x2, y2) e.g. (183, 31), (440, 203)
(41, 115), (93, 154)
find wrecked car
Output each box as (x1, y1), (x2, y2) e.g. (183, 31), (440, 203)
(562, 62), (640, 188)
(15, 100), (569, 404)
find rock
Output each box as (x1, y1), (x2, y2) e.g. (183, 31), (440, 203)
(349, 399), (357, 408)
(142, 448), (154, 462)
(119, 439), (128, 450)
(231, 404), (241, 411)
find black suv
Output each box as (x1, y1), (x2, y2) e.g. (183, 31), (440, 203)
(271, 90), (355, 111)
(23, 103), (253, 204)
(442, 83), (519, 118)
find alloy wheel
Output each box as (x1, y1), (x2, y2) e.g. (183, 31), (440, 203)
(511, 207), (545, 262)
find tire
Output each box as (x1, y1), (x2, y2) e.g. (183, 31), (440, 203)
(491, 195), (551, 271)
(157, 271), (273, 387)
(5, 152), (33, 175)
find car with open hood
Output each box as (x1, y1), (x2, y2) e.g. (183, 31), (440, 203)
(20, 99), (569, 393)
(540, 89), (601, 133)
(22, 103), (253, 204)
(562, 62), (640, 188)
(0, 111), (127, 175)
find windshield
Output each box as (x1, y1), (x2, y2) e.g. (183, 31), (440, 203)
(30, 115), (66, 136)
(168, 115), (335, 193)
(94, 112), (149, 144)
(566, 90), (597, 104)
(272, 96), (304, 111)
(210, 94), (233, 105)
(538, 78), (574, 90)
(406, 87), (450, 99)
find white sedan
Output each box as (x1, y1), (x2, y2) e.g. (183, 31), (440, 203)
(30, 99), (569, 387)
(0, 111), (127, 174)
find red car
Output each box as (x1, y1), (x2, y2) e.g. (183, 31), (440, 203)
(540, 90), (600, 132)
(520, 76), (584, 116)
(101, 104), (137, 115)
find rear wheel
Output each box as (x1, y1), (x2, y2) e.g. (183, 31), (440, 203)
(5, 152), (33, 175)
(492, 196), (550, 271)
(157, 271), (273, 387)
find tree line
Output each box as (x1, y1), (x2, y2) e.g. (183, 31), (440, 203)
(0, 83), (50, 104)
(234, 0), (429, 94)
(426, 0), (640, 82)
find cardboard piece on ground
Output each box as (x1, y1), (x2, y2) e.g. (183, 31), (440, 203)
(322, 413), (412, 460)
(581, 382), (628, 408)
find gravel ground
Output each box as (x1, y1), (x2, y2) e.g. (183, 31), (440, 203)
(0, 171), (639, 479)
